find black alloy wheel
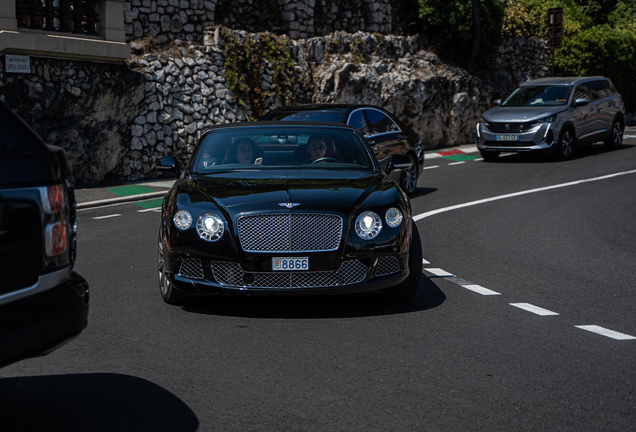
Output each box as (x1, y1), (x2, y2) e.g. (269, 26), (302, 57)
(604, 120), (624, 150)
(158, 234), (188, 305)
(555, 128), (574, 160)
(386, 223), (423, 302)
(400, 154), (418, 196)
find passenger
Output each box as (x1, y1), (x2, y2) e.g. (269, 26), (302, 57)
(223, 138), (264, 164)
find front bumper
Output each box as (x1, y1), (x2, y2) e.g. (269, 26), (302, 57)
(0, 271), (89, 368)
(476, 122), (557, 153)
(165, 254), (410, 296)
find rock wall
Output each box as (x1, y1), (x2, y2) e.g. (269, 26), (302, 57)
(125, 0), (411, 44)
(0, 29), (548, 186)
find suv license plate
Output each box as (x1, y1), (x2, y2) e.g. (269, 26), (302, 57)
(272, 257), (309, 271)
(495, 134), (519, 141)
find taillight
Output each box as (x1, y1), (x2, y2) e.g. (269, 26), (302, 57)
(47, 184), (65, 213)
(46, 222), (68, 256)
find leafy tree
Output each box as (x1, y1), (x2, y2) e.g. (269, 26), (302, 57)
(418, 0), (505, 68)
(512, 0), (636, 111)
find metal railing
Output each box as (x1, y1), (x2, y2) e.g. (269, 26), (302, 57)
(15, 0), (100, 36)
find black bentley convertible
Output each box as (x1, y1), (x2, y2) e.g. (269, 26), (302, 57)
(156, 122), (422, 304)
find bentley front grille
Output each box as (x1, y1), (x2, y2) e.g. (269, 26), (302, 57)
(178, 258), (205, 279)
(375, 256), (400, 276)
(210, 260), (367, 289)
(238, 213), (343, 253)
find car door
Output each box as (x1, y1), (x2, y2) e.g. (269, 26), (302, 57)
(585, 80), (612, 141)
(570, 83), (596, 145)
(359, 108), (405, 171)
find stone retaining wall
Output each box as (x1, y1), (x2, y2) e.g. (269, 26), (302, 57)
(0, 29), (548, 186)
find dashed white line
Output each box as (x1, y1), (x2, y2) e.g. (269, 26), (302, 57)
(449, 162), (465, 166)
(473, 158), (483, 162)
(414, 169), (636, 221)
(137, 207), (162, 212)
(510, 303), (559, 316)
(422, 258), (430, 264)
(424, 165), (439, 170)
(461, 284), (501, 296)
(424, 268), (454, 277)
(93, 214), (122, 220)
(575, 325), (636, 340)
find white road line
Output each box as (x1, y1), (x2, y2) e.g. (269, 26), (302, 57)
(414, 169), (636, 221)
(422, 258), (430, 264)
(461, 284), (501, 296)
(510, 303), (559, 316)
(575, 325), (636, 340)
(473, 158), (484, 162)
(138, 207), (161, 212)
(424, 268), (454, 277)
(93, 214), (122, 220)
(449, 162), (465, 166)
(623, 135), (636, 138)
(424, 165), (439, 170)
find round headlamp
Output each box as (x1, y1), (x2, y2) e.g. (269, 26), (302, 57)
(355, 211), (382, 240)
(385, 207), (403, 228)
(173, 210), (192, 230)
(196, 213), (224, 242)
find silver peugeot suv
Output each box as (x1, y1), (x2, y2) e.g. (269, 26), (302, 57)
(476, 76), (625, 161)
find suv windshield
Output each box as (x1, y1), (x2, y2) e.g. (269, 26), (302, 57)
(502, 85), (572, 107)
(191, 127), (374, 173)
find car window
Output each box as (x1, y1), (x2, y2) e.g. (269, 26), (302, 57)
(363, 109), (399, 135)
(502, 86), (571, 106)
(601, 80), (614, 97)
(262, 111), (343, 123)
(572, 84), (591, 103)
(191, 127), (375, 173)
(347, 110), (371, 135)
(586, 81), (607, 100)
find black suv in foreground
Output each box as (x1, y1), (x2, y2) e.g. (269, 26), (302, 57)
(0, 100), (89, 368)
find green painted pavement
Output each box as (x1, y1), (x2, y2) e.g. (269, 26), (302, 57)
(106, 184), (155, 197)
(135, 198), (164, 209)
(441, 154), (480, 161)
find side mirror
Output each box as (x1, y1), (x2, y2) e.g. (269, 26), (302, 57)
(574, 98), (589, 107)
(493, 99), (502, 106)
(156, 156), (180, 178)
(386, 154), (413, 178)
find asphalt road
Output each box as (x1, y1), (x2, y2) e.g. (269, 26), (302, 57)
(2, 137), (635, 431)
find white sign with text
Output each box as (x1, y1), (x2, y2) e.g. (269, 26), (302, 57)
(5, 55), (31, 73)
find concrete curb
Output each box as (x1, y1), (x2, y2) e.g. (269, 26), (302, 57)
(77, 191), (168, 209)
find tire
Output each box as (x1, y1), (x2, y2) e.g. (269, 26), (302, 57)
(400, 154), (418, 196)
(479, 149), (500, 161)
(385, 223), (423, 302)
(555, 128), (574, 160)
(604, 119), (623, 150)
(158, 234), (189, 305)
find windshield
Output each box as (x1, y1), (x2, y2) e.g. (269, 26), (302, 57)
(190, 127), (375, 173)
(262, 111), (344, 123)
(502, 85), (572, 107)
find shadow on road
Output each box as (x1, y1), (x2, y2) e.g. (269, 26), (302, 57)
(182, 275), (445, 319)
(485, 143), (634, 164)
(0, 373), (198, 432)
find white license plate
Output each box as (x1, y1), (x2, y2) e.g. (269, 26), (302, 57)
(495, 134), (519, 141)
(272, 257), (309, 271)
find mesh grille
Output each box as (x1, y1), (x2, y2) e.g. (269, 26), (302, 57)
(210, 260), (367, 289)
(238, 213), (343, 252)
(375, 256), (400, 276)
(179, 258), (204, 279)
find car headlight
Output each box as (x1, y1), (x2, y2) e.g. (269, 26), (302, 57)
(196, 213), (224, 241)
(356, 211), (382, 240)
(533, 115), (556, 124)
(385, 207), (403, 228)
(174, 210), (192, 230)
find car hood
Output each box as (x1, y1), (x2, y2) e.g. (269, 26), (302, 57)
(483, 105), (566, 122)
(178, 170), (395, 219)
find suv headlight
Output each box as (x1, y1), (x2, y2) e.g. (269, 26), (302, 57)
(355, 211), (382, 240)
(533, 115), (556, 125)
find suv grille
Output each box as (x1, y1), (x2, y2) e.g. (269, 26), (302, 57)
(486, 122), (533, 133)
(210, 260), (367, 288)
(238, 213), (343, 252)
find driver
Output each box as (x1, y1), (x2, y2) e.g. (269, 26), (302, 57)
(294, 136), (341, 164)
(307, 137), (327, 162)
